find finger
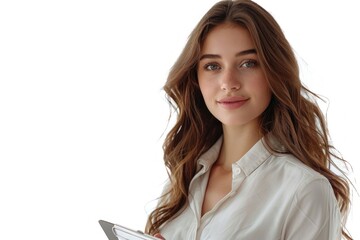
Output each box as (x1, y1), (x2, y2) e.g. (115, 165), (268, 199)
(154, 233), (165, 239)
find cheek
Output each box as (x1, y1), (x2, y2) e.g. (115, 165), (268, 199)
(249, 77), (272, 102)
(251, 73), (270, 92)
(198, 78), (215, 98)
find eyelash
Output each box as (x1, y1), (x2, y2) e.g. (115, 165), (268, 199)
(242, 59), (258, 68)
(203, 59), (258, 71)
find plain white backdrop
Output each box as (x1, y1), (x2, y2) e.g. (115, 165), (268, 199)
(0, 0), (359, 239)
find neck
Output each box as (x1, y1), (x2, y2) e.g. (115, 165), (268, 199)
(217, 122), (262, 170)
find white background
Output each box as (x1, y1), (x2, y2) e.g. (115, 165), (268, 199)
(0, 0), (359, 239)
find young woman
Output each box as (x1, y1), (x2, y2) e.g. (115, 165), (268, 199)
(146, 0), (352, 239)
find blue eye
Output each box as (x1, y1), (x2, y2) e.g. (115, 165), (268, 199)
(241, 60), (257, 68)
(204, 63), (221, 71)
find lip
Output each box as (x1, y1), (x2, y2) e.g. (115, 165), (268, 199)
(217, 96), (249, 109)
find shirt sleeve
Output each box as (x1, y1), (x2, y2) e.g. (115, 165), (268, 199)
(281, 178), (342, 240)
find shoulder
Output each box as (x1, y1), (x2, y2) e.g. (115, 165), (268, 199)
(264, 154), (342, 238)
(269, 153), (327, 183)
(262, 153), (339, 206)
(273, 155), (342, 238)
(268, 153), (340, 215)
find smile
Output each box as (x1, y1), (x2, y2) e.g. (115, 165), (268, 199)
(217, 96), (249, 110)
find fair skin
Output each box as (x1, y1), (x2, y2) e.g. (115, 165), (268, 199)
(154, 22), (271, 238)
(197, 23), (271, 216)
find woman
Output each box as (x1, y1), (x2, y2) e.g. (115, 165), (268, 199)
(146, 0), (352, 239)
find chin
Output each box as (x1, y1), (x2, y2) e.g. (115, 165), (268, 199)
(219, 116), (261, 129)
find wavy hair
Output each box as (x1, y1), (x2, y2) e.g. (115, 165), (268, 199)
(146, 0), (352, 239)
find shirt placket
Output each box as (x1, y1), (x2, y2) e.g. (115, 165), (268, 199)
(188, 166), (210, 239)
(197, 165), (246, 239)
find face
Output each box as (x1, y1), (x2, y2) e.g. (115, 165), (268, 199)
(197, 23), (272, 129)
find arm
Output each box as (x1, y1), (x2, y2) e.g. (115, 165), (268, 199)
(281, 178), (342, 240)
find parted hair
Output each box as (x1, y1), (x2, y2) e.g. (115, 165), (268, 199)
(146, 0), (352, 239)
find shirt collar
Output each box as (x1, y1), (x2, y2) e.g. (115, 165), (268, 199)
(197, 137), (223, 171)
(197, 136), (272, 176)
(234, 138), (272, 176)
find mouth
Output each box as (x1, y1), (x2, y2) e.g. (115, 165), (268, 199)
(217, 96), (249, 109)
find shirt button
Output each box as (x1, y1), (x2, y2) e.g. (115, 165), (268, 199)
(234, 167), (241, 175)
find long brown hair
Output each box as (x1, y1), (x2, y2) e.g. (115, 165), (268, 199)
(146, 0), (352, 239)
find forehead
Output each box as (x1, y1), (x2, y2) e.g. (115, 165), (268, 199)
(201, 23), (255, 54)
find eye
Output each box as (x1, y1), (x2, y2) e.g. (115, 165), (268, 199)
(240, 60), (258, 68)
(204, 63), (221, 71)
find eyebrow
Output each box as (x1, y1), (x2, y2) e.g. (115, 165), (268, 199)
(199, 48), (257, 60)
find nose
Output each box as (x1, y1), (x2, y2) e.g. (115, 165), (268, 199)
(221, 68), (240, 92)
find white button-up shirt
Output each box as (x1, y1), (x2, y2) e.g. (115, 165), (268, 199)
(160, 137), (341, 239)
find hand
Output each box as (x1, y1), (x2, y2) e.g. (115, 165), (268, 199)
(154, 233), (165, 239)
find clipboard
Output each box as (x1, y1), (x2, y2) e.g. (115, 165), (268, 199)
(99, 220), (158, 240)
